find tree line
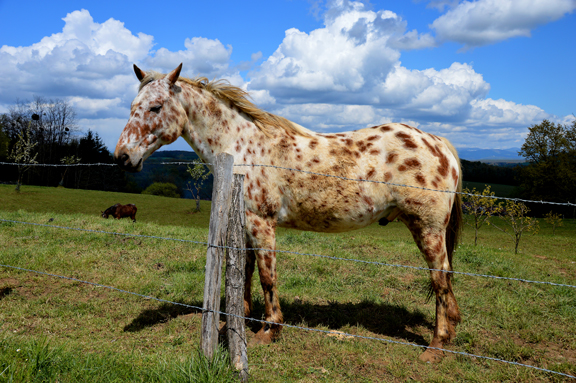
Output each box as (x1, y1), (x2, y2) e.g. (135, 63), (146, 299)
(0, 97), (130, 192)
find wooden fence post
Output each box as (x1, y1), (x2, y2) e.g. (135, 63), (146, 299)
(202, 153), (234, 360)
(226, 173), (248, 381)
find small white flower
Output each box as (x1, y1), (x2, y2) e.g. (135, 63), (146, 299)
(16, 349), (20, 352)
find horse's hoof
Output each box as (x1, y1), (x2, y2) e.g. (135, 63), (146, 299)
(248, 328), (274, 346)
(419, 348), (444, 363)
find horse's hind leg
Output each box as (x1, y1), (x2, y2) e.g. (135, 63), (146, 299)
(251, 246), (283, 344)
(246, 216), (283, 345)
(404, 217), (461, 362)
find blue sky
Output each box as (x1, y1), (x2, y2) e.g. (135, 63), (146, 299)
(1, 0), (575, 153)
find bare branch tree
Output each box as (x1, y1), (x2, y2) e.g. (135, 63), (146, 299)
(499, 201), (539, 254)
(186, 163), (212, 212)
(8, 123), (38, 192)
(544, 211), (563, 236)
(463, 185), (503, 246)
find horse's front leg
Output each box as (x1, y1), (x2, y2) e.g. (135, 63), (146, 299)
(245, 214), (283, 345)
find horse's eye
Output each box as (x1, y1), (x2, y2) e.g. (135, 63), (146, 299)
(150, 105), (162, 113)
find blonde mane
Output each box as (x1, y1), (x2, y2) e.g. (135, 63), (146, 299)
(139, 71), (312, 138)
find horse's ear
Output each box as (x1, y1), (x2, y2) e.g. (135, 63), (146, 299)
(167, 63), (183, 85)
(134, 64), (146, 82)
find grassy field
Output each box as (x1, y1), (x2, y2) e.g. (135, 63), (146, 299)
(1, 184), (575, 382)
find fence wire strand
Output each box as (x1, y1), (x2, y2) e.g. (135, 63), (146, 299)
(0, 263), (574, 380)
(2, 218), (575, 290)
(1, 161), (575, 207)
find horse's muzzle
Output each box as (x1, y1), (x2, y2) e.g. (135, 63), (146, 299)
(114, 152), (142, 172)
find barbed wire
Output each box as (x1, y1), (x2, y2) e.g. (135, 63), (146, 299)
(1, 263), (574, 380)
(1, 160), (575, 207)
(235, 163), (576, 207)
(2, 218), (575, 289)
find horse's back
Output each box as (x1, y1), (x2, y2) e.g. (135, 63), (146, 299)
(268, 123), (459, 232)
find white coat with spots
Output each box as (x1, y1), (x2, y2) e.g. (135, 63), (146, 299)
(114, 64), (463, 362)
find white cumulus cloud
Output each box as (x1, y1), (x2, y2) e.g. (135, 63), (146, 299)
(144, 37), (233, 79)
(469, 98), (549, 125)
(0, 9), (152, 106)
(0, 9), (240, 149)
(431, 0), (576, 49)
(244, 0), (565, 150)
(249, 1), (433, 102)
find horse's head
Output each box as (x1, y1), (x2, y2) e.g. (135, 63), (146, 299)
(101, 211), (108, 218)
(114, 63), (187, 172)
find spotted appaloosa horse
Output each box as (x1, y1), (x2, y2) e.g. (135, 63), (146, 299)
(114, 64), (463, 362)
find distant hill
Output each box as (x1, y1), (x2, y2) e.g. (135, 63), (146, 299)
(457, 148), (525, 162)
(149, 150), (202, 162)
(125, 150), (213, 200)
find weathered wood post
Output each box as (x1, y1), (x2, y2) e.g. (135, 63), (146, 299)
(226, 173), (248, 381)
(202, 153), (234, 360)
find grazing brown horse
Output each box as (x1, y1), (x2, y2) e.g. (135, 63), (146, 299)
(101, 203), (137, 222)
(114, 63), (463, 362)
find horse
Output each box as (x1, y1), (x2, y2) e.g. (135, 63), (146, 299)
(101, 203), (137, 222)
(113, 63), (463, 362)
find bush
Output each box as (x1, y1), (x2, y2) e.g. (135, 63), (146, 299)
(141, 182), (180, 198)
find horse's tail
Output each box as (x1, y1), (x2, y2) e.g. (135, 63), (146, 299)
(441, 137), (463, 269)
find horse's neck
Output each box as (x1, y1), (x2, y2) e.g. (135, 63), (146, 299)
(179, 84), (267, 165)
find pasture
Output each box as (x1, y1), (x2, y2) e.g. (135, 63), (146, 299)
(1, 184), (575, 382)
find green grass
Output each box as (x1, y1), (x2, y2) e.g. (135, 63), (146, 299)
(0, 184), (212, 228)
(1, 184), (576, 382)
(0, 336), (237, 383)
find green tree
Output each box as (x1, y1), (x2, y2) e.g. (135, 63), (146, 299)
(8, 124), (38, 192)
(185, 163), (212, 212)
(463, 185), (503, 246)
(518, 119), (576, 208)
(142, 182), (180, 198)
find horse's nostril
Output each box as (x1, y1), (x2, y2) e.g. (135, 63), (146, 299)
(115, 152), (130, 167)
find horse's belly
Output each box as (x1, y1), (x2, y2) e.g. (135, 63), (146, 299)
(276, 199), (395, 233)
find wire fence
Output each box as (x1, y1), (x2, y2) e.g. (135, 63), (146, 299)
(1, 161), (575, 207)
(2, 160), (576, 379)
(1, 216), (576, 379)
(1, 262), (574, 380)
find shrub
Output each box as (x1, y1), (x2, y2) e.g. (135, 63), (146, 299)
(141, 182), (180, 198)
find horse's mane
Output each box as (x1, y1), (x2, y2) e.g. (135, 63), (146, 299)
(139, 71), (312, 138)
